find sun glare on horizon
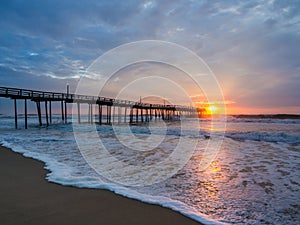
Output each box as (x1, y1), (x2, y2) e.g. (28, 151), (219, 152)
(207, 105), (218, 115)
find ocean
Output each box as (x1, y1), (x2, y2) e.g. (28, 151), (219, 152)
(0, 114), (299, 225)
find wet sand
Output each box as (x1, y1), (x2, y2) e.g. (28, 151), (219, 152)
(0, 145), (202, 225)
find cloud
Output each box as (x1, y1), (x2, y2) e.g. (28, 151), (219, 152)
(0, 0), (299, 112)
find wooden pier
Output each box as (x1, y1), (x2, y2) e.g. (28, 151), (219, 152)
(0, 87), (204, 129)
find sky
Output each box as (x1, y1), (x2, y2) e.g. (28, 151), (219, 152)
(0, 0), (299, 114)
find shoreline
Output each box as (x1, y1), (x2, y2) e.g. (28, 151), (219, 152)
(0, 145), (203, 225)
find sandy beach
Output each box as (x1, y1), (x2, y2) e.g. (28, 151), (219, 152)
(0, 145), (202, 225)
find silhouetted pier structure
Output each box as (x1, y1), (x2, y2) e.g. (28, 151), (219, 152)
(0, 87), (205, 129)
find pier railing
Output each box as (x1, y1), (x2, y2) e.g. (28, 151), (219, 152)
(0, 87), (196, 110)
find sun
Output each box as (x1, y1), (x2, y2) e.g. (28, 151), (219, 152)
(207, 105), (218, 114)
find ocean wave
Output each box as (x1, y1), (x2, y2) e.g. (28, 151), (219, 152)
(226, 116), (300, 124)
(0, 117), (299, 224)
(226, 131), (300, 144)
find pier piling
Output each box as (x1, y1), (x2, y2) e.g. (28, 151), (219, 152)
(24, 99), (27, 129)
(36, 101), (42, 126)
(45, 101), (49, 127)
(49, 101), (52, 124)
(14, 98), (17, 129)
(61, 101), (64, 123)
(98, 104), (102, 125)
(77, 102), (81, 124)
(64, 101), (67, 123)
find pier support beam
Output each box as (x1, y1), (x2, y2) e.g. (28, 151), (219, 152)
(36, 101), (42, 126)
(64, 101), (67, 123)
(61, 101), (64, 122)
(24, 99), (27, 129)
(109, 106), (112, 124)
(141, 108), (144, 123)
(106, 106), (109, 124)
(124, 107), (127, 123)
(112, 106), (115, 124)
(118, 107), (121, 124)
(129, 108), (133, 124)
(49, 101), (52, 124)
(77, 102), (81, 124)
(106, 105), (112, 124)
(88, 104), (91, 123)
(45, 101), (49, 127)
(14, 98), (18, 129)
(145, 109), (149, 122)
(90, 104), (93, 124)
(98, 104), (102, 125)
